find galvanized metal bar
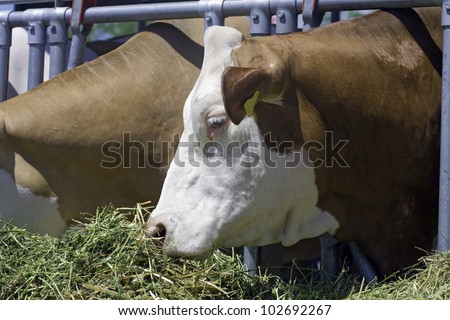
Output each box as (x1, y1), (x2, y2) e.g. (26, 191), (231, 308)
(0, 10), (12, 102)
(331, 11), (341, 23)
(0, 0), (55, 4)
(439, 2), (450, 252)
(69, 2), (204, 23)
(48, 7), (68, 78)
(3, 0), (443, 29)
(314, 0), (441, 11)
(25, 9), (46, 91)
(319, 233), (340, 282)
(348, 242), (378, 283)
(243, 245), (259, 276)
(67, 0), (86, 70)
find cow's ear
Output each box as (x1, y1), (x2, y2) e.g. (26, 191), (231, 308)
(221, 67), (271, 125)
(221, 66), (303, 151)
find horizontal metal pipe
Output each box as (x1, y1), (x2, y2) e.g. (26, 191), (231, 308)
(75, 3), (204, 24)
(79, 0), (442, 23)
(315, 0), (441, 11)
(1, 0), (442, 7)
(3, 0), (442, 28)
(0, 0), (55, 4)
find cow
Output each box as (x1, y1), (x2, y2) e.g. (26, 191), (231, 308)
(0, 17), (249, 236)
(147, 7), (442, 276)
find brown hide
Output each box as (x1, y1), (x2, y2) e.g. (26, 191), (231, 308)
(222, 8), (441, 275)
(0, 17), (249, 225)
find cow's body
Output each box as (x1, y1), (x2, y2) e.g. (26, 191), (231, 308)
(148, 8), (441, 276)
(0, 18), (248, 235)
(7, 27), (112, 99)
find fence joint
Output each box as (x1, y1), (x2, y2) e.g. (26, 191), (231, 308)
(302, 0), (324, 31)
(271, 0), (298, 34)
(246, 0), (271, 36)
(202, 0), (225, 30)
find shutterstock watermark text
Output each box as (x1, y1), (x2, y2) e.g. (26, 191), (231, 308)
(100, 131), (349, 169)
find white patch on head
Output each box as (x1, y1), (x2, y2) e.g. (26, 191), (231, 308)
(0, 169), (65, 236)
(183, 26), (243, 129)
(149, 26), (339, 258)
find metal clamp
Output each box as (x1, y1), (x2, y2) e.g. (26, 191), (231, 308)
(0, 11), (12, 47)
(48, 7), (69, 78)
(248, 0), (271, 36)
(443, 1), (450, 27)
(24, 9), (46, 46)
(302, 0), (324, 31)
(202, 0), (225, 30)
(48, 7), (69, 46)
(271, 0), (298, 34)
(23, 9), (47, 91)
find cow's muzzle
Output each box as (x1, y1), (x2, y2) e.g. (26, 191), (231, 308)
(146, 222), (166, 239)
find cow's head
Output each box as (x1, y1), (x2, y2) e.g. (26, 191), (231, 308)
(147, 26), (339, 258)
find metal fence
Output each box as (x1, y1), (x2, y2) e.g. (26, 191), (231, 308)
(0, 0), (448, 273)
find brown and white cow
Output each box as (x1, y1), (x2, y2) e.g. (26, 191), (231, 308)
(0, 18), (248, 236)
(147, 8), (442, 276)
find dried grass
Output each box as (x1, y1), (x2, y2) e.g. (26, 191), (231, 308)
(1, 203), (448, 300)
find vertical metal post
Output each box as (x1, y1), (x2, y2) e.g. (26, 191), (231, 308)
(331, 10), (340, 23)
(68, 0), (87, 69)
(348, 242), (377, 283)
(439, 2), (450, 252)
(0, 11), (12, 102)
(243, 0), (272, 274)
(243, 246), (259, 276)
(25, 10), (46, 91)
(319, 233), (340, 282)
(48, 7), (68, 78)
(55, 0), (66, 6)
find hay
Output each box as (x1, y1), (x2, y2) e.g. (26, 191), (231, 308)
(0, 204), (293, 300)
(1, 204), (449, 300)
(352, 252), (450, 299)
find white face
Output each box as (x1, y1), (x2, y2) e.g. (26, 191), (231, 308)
(148, 26), (338, 258)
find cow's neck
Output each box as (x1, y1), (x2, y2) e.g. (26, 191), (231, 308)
(286, 9), (440, 273)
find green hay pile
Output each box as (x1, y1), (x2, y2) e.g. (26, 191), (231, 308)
(354, 252), (450, 299)
(0, 204), (297, 300)
(0, 204), (449, 300)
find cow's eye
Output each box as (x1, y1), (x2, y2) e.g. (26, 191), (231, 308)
(207, 115), (228, 128)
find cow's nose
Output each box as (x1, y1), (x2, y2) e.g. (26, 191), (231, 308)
(146, 222), (166, 239)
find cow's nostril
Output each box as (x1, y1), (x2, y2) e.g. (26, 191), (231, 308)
(146, 223), (166, 239)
